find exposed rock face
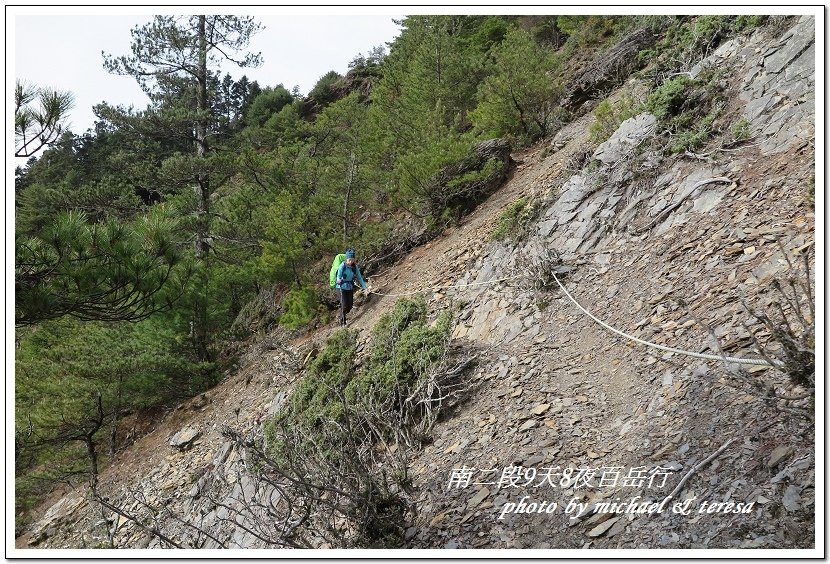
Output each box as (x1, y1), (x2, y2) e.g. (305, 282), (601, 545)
(592, 113), (657, 166)
(738, 17), (815, 154)
(169, 427), (201, 450)
(27, 497), (88, 546)
(299, 65), (382, 118)
(19, 17), (815, 552)
(455, 17), (815, 353)
(434, 16), (814, 551)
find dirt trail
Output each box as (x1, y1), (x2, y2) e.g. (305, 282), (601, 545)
(315, 113), (596, 343)
(394, 131), (815, 549)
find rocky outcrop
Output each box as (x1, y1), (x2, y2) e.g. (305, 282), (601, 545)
(428, 138), (513, 216)
(428, 16), (814, 550)
(299, 65), (382, 118)
(169, 427), (201, 450)
(738, 17), (814, 153)
(592, 113), (657, 166)
(563, 27), (658, 112)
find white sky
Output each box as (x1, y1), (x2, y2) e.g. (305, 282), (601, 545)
(11, 10), (404, 135)
(10, 5), (813, 138)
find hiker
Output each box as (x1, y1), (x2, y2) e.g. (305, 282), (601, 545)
(335, 248), (368, 326)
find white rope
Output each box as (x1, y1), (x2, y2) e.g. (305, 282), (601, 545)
(362, 265), (780, 367)
(550, 272), (781, 367)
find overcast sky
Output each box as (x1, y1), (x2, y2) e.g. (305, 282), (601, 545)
(12, 9), (404, 135)
(11, 5), (805, 138)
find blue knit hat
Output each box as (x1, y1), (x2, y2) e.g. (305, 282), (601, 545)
(345, 248), (356, 258)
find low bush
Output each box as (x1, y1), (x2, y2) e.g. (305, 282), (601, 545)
(643, 15), (763, 80)
(734, 15), (766, 32)
(743, 250), (815, 388)
(646, 70), (727, 154)
(730, 117), (752, 143)
(491, 197), (529, 242)
(588, 94), (639, 145)
(278, 286), (319, 330)
(257, 295), (470, 548)
(646, 75), (693, 121)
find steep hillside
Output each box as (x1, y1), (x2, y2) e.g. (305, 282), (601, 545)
(402, 18), (816, 550)
(19, 16), (816, 552)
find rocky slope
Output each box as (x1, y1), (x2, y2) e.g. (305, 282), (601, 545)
(19, 16), (816, 552)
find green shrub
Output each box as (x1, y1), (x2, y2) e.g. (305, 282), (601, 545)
(346, 304), (451, 410)
(667, 106), (720, 153)
(646, 76), (692, 120)
(287, 328), (355, 418)
(647, 71), (726, 154)
(685, 15), (731, 52)
(491, 196), (529, 242)
(650, 15), (730, 67)
(259, 323), (406, 548)
(734, 15), (765, 32)
(644, 15), (750, 79)
(492, 196), (542, 243)
(267, 295), (453, 457)
(556, 15), (617, 46)
(278, 286), (319, 330)
(434, 157), (507, 222)
(669, 128), (709, 154)
(445, 157), (501, 195)
(636, 47), (657, 66)
(588, 94), (638, 144)
(263, 328), (357, 457)
(367, 295), (428, 365)
(730, 117), (751, 143)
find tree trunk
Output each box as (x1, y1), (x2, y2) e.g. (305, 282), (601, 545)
(85, 392), (106, 488)
(109, 374), (123, 455)
(195, 15), (210, 258)
(343, 152), (356, 243)
(85, 435), (99, 487)
(193, 15), (211, 361)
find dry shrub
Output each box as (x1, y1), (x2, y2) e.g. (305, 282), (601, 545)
(742, 247), (815, 388)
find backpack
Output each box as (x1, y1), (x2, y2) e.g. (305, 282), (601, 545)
(329, 254), (347, 288)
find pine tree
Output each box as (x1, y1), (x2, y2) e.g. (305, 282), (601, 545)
(15, 80), (74, 158)
(470, 28), (563, 143)
(103, 15), (262, 359)
(15, 207), (190, 326)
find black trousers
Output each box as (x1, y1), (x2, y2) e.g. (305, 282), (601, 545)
(338, 288), (354, 325)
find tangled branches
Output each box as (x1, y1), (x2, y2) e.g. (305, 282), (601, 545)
(87, 299), (476, 550)
(245, 299), (477, 548)
(742, 246), (815, 388)
(515, 246), (573, 293)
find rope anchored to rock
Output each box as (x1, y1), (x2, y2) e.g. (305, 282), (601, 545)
(550, 272), (782, 367)
(365, 266), (780, 368)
